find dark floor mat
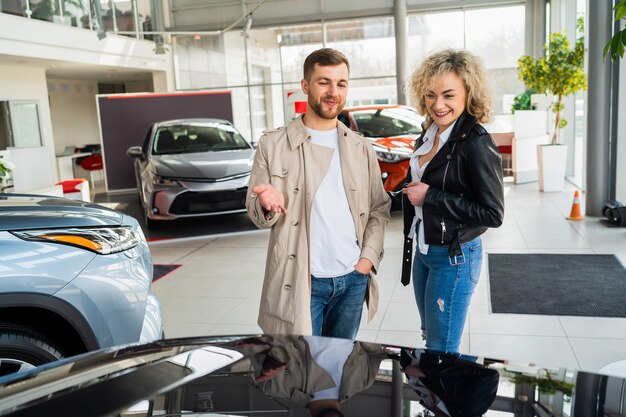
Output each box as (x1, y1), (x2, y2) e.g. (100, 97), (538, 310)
(488, 254), (626, 317)
(153, 264), (181, 282)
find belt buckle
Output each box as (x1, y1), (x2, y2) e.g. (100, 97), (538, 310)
(449, 253), (466, 266)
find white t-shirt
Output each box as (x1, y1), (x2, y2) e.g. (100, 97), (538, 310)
(307, 127), (361, 278)
(304, 336), (354, 401)
(409, 121), (456, 254)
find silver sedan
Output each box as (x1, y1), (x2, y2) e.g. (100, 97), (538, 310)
(127, 119), (255, 228)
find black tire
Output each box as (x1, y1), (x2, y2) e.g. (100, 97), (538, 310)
(0, 324), (64, 377)
(144, 211), (157, 229)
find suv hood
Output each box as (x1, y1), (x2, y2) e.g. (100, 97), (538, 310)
(0, 194), (123, 231)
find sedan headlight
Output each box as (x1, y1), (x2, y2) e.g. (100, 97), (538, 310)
(153, 175), (181, 186)
(375, 148), (412, 163)
(11, 227), (142, 255)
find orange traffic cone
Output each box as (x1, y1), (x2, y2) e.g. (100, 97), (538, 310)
(567, 191), (585, 220)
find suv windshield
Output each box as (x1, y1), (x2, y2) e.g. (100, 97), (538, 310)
(352, 108), (422, 138)
(152, 123), (251, 155)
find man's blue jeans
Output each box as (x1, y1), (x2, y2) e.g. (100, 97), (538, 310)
(310, 270), (369, 340)
(412, 237), (483, 353)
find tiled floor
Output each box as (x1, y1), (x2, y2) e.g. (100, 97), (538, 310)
(149, 180), (626, 372)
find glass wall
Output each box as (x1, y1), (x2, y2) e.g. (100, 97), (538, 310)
(570, 0), (586, 188)
(408, 5), (525, 114)
(171, 4), (526, 142)
(0, 0), (152, 35)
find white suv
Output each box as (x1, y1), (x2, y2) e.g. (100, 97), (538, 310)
(0, 193), (163, 376)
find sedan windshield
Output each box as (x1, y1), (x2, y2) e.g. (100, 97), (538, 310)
(352, 108), (422, 138)
(153, 123), (251, 155)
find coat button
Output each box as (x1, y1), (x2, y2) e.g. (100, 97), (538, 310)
(360, 213), (365, 217)
(461, 133), (466, 138)
(284, 284), (291, 290)
(446, 154), (452, 160)
(344, 132), (348, 136)
(282, 168), (288, 175)
(292, 220), (299, 226)
(294, 187), (299, 193)
(288, 254), (296, 259)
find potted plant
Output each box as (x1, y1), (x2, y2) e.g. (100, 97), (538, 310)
(511, 89), (535, 113)
(604, 0), (626, 62)
(0, 154), (14, 191)
(517, 18), (586, 191)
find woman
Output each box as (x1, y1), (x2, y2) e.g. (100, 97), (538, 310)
(401, 49), (504, 353)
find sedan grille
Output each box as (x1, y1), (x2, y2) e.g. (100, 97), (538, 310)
(169, 189), (247, 215)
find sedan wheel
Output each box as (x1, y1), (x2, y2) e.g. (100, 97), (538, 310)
(0, 324), (63, 377)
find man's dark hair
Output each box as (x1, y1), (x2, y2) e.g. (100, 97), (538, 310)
(303, 48), (350, 80)
(313, 408), (345, 417)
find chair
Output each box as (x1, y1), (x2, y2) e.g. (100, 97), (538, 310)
(176, 134), (191, 150)
(56, 178), (91, 202)
(492, 133), (513, 176)
(79, 153), (104, 193)
(156, 131), (177, 152)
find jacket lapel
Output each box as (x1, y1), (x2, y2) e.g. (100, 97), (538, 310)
(422, 112), (478, 178)
(337, 122), (362, 228)
(288, 117), (334, 214)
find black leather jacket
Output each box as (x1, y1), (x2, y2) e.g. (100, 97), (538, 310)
(401, 112), (504, 285)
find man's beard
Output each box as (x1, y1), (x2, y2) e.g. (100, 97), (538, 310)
(308, 95), (344, 120)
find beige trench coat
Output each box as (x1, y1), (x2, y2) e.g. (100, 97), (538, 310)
(246, 115), (391, 335)
(249, 335), (386, 405)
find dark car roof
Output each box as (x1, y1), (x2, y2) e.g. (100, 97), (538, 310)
(0, 334), (621, 417)
(0, 194), (123, 231)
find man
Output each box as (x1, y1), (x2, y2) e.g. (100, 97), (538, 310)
(246, 48), (391, 339)
(243, 335), (385, 417)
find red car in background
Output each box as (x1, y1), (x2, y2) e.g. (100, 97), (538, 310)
(339, 105), (424, 198)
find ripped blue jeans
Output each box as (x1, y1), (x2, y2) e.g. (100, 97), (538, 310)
(412, 237), (482, 353)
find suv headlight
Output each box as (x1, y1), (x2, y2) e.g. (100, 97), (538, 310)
(153, 175), (181, 186)
(11, 227), (142, 255)
(375, 148), (412, 163)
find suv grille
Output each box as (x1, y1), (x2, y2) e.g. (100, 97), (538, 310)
(169, 189), (247, 215)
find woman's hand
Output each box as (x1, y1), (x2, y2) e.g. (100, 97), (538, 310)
(402, 182), (430, 206)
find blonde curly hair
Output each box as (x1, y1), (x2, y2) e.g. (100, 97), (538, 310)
(407, 49), (492, 128)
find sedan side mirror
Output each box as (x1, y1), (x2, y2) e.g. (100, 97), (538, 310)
(127, 146), (144, 158)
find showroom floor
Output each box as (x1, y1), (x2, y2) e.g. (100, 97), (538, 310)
(146, 180), (626, 373)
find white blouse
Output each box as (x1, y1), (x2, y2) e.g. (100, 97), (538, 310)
(409, 120), (457, 254)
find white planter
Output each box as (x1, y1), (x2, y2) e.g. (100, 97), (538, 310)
(512, 134), (550, 184)
(537, 144), (567, 192)
(514, 110), (549, 139)
(531, 93), (552, 111)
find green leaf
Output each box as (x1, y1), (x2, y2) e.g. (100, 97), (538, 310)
(622, 29), (626, 47)
(603, 41), (612, 62)
(616, 5), (626, 20)
(559, 119), (568, 129)
(612, 35), (622, 57)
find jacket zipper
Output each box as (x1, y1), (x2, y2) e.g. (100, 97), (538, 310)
(440, 142), (456, 244)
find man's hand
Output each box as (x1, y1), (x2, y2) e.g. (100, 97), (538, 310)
(255, 364), (288, 382)
(354, 258), (373, 275)
(402, 181), (430, 206)
(252, 184), (287, 214)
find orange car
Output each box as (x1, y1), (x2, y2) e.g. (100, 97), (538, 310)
(339, 105), (424, 195)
